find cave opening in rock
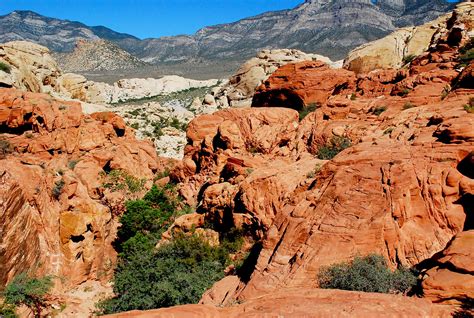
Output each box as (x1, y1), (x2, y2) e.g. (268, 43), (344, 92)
(102, 160), (112, 174)
(212, 132), (227, 152)
(252, 89), (305, 111)
(114, 127), (125, 137)
(71, 234), (85, 243)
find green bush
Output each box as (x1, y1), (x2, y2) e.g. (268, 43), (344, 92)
(464, 97), (474, 114)
(0, 302), (18, 318)
(97, 234), (229, 315)
(52, 179), (65, 199)
(67, 159), (79, 170)
(117, 185), (179, 244)
(317, 136), (351, 160)
(151, 121), (164, 138)
(102, 170), (145, 194)
(96, 184), (244, 315)
(3, 273), (53, 318)
(371, 105), (387, 116)
(169, 118), (186, 131)
(459, 38), (474, 67)
(0, 61), (11, 74)
(0, 139), (13, 158)
(317, 254), (417, 294)
(299, 103), (320, 121)
(399, 89), (411, 97)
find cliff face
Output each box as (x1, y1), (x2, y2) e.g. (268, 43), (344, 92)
(0, 89), (160, 288)
(0, 0), (454, 68)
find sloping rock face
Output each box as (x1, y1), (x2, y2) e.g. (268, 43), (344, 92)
(344, 2), (474, 73)
(168, 2), (474, 310)
(422, 230), (474, 304)
(0, 88), (159, 288)
(0, 41), (61, 93)
(105, 288), (452, 318)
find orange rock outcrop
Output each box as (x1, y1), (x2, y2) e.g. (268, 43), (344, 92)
(169, 3), (474, 311)
(106, 288), (453, 317)
(0, 88), (159, 288)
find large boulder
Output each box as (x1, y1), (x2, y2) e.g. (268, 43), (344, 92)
(422, 230), (474, 305)
(252, 61), (356, 109)
(0, 41), (62, 93)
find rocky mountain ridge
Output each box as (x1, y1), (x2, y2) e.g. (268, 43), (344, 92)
(0, 0), (454, 72)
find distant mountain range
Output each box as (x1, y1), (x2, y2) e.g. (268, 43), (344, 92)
(0, 0), (455, 72)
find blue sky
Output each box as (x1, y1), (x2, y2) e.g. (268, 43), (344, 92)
(0, 0), (458, 39)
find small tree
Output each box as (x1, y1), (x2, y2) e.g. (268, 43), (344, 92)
(4, 273), (53, 318)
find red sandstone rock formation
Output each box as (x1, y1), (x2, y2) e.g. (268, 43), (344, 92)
(2, 3), (473, 317)
(252, 61), (356, 110)
(167, 3), (474, 311)
(0, 88), (160, 289)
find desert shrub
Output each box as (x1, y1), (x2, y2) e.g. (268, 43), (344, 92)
(399, 88), (411, 97)
(97, 234), (229, 314)
(371, 105), (387, 116)
(3, 273), (53, 318)
(154, 168), (171, 181)
(441, 85), (451, 100)
(402, 54), (416, 64)
(306, 163), (322, 178)
(317, 136), (351, 160)
(0, 61), (11, 74)
(464, 97), (474, 114)
(317, 254), (417, 294)
(52, 179), (65, 199)
(127, 109), (141, 117)
(169, 118), (186, 131)
(117, 185), (179, 244)
(96, 183), (243, 315)
(0, 302), (17, 318)
(102, 170), (145, 194)
(299, 103), (320, 121)
(459, 38), (474, 67)
(151, 121), (164, 138)
(0, 139), (13, 158)
(67, 159), (79, 170)
(403, 102), (415, 110)
(350, 93), (357, 101)
(130, 122), (139, 130)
